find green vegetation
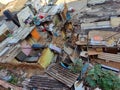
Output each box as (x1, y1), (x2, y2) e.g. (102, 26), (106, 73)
(85, 64), (120, 90)
(69, 59), (83, 73)
(0, 66), (3, 70)
(8, 75), (18, 85)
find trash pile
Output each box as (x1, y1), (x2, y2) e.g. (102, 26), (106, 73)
(0, 0), (120, 90)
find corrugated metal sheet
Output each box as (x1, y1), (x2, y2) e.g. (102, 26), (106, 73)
(81, 21), (111, 30)
(46, 63), (79, 87)
(27, 75), (70, 90)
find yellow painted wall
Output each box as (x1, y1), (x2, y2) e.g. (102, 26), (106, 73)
(38, 48), (54, 69)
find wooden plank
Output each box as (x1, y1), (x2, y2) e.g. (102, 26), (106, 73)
(88, 49), (102, 55)
(98, 53), (120, 62)
(0, 44), (21, 63)
(46, 64), (79, 87)
(92, 59), (120, 69)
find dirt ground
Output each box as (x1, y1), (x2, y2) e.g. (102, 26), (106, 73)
(0, 63), (45, 78)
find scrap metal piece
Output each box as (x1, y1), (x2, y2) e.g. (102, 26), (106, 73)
(46, 63), (79, 87)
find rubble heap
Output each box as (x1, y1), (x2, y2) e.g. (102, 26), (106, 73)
(0, 0), (120, 90)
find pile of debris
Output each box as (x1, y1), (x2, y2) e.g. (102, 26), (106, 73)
(0, 0), (120, 90)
